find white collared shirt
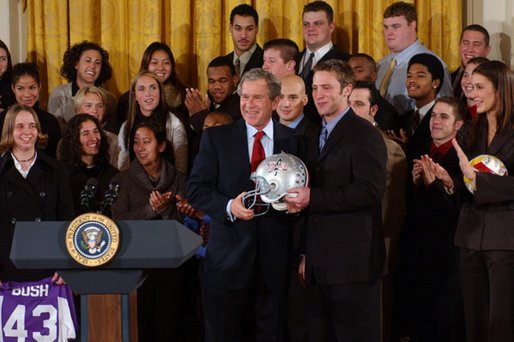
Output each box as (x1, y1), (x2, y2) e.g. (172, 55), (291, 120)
(416, 99), (436, 122)
(11, 151), (37, 179)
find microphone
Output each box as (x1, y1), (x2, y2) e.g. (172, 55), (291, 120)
(98, 182), (120, 215)
(80, 178), (99, 212)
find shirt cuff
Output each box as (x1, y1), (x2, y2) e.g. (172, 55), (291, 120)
(226, 200), (236, 222)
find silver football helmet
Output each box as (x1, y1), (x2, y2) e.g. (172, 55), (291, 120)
(243, 152), (309, 215)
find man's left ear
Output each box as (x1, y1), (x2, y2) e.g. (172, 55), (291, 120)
(455, 119), (464, 130)
(286, 60), (296, 73)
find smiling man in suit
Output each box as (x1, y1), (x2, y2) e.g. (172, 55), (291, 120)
(187, 68), (305, 342)
(287, 59), (387, 341)
(297, 1), (351, 124)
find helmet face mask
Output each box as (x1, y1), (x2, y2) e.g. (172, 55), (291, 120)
(243, 152), (308, 215)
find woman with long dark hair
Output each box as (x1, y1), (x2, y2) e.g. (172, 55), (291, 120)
(0, 40), (15, 112)
(0, 104), (74, 281)
(451, 60), (514, 342)
(48, 41), (113, 128)
(116, 41), (187, 132)
(118, 70), (187, 173)
(74, 86), (120, 167)
(59, 114), (118, 215)
(112, 121), (186, 340)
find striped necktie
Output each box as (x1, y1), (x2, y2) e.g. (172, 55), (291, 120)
(379, 57), (396, 97)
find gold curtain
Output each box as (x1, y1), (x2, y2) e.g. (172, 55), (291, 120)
(26, 0), (462, 106)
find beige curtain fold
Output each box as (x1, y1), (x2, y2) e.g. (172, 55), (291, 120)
(26, 0), (462, 106)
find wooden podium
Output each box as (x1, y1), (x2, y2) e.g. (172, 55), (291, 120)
(10, 219), (202, 342)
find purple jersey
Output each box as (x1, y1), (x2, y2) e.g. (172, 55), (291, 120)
(0, 277), (77, 341)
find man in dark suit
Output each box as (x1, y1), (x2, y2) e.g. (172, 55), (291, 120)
(286, 60), (387, 341)
(296, 1), (350, 124)
(395, 53), (446, 167)
(185, 56), (241, 133)
(187, 68), (305, 342)
(225, 4), (263, 79)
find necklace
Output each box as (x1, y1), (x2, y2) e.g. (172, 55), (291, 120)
(14, 152), (36, 163)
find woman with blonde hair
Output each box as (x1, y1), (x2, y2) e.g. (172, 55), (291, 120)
(0, 104), (74, 281)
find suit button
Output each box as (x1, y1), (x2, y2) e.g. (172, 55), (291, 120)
(6, 192), (12, 198)
(11, 218), (16, 224)
(34, 217), (41, 222)
(39, 192), (46, 197)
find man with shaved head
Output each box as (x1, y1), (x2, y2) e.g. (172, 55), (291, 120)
(277, 74), (318, 139)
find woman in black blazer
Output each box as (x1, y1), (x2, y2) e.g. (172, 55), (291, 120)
(451, 61), (514, 342)
(0, 104), (74, 282)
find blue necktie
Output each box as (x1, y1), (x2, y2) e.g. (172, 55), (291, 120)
(319, 127), (328, 151)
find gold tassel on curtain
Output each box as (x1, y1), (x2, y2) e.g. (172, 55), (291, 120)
(26, 0), (461, 106)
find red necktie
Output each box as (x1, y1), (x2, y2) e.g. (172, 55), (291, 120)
(251, 131), (266, 172)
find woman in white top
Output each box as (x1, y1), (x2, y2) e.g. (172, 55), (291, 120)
(118, 70), (187, 173)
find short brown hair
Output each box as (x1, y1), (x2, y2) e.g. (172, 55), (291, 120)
(263, 39), (300, 63)
(383, 1), (417, 24)
(434, 96), (466, 122)
(313, 59), (353, 90)
(303, 1), (334, 23)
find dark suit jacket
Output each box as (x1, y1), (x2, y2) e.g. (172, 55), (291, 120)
(296, 45), (351, 124)
(455, 125), (514, 250)
(187, 119), (306, 290)
(0, 152), (75, 281)
(225, 44), (264, 76)
(293, 115), (319, 141)
(397, 144), (462, 288)
(376, 95), (401, 131)
(399, 105), (434, 168)
(304, 110), (386, 284)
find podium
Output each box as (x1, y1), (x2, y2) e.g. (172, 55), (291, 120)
(10, 220), (202, 342)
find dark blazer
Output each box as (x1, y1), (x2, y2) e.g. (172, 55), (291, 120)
(0, 152), (75, 281)
(296, 45), (351, 124)
(455, 125), (514, 250)
(293, 115), (319, 141)
(397, 144), (462, 288)
(376, 95), (401, 131)
(187, 119), (305, 290)
(225, 44), (264, 76)
(304, 110), (387, 284)
(399, 105), (434, 168)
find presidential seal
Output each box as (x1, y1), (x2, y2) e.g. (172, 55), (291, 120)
(66, 213), (120, 267)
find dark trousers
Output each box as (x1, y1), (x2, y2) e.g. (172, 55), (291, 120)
(392, 283), (465, 342)
(202, 276), (287, 342)
(306, 279), (381, 342)
(460, 248), (514, 342)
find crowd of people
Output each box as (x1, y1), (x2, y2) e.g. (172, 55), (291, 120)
(0, 1), (512, 341)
